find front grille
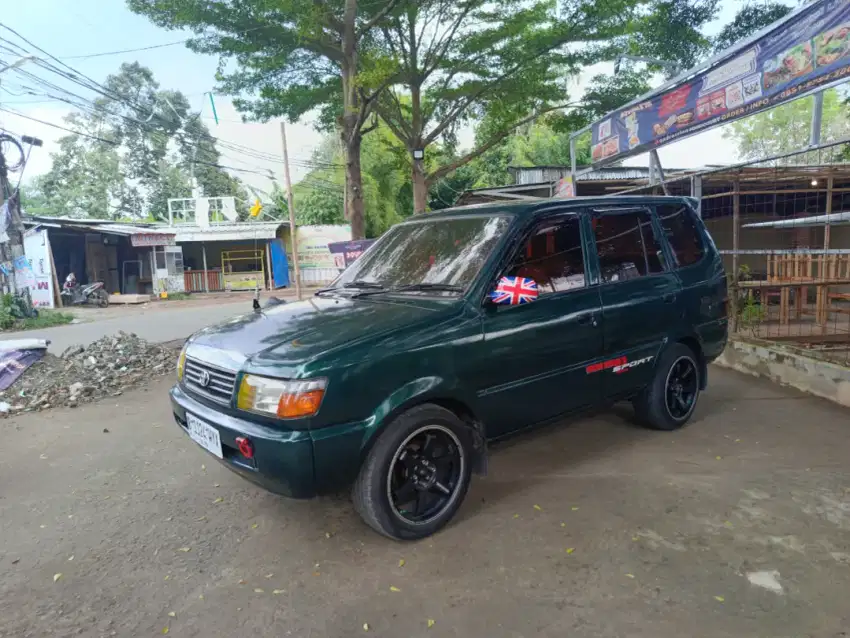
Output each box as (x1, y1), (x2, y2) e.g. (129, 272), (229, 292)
(184, 358), (237, 406)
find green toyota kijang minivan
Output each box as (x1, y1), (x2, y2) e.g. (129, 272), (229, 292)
(171, 196), (728, 540)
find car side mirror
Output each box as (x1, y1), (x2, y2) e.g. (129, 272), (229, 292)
(488, 276), (539, 306)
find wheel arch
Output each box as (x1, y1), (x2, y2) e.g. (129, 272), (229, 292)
(360, 391), (488, 475)
(676, 335), (707, 390)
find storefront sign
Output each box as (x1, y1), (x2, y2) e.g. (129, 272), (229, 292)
(23, 229), (55, 307)
(590, 0), (850, 165)
(131, 232), (175, 247)
(328, 239), (377, 270)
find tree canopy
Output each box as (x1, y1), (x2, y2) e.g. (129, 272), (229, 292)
(34, 62), (244, 220)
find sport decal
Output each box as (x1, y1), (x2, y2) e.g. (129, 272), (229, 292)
(586, 355), (654, 375)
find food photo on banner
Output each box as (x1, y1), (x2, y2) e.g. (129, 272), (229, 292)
(590, 0), (850, 165)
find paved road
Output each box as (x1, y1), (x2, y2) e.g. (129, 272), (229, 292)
(3, 298), (256, 354)
(3, 367), (850, 637)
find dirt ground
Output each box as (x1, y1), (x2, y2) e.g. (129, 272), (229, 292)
(2, 367), (850, 638)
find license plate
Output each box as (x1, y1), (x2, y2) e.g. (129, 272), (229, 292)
(186, 413), (223, 459)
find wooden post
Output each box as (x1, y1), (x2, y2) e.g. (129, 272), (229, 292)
(201, 243), (209, 293)
(819, 175), (835, 327)
(732, 177), (740, 280)
(47, 234), (62, 308)
(280, 121), (302, 300)
(265, 241), (273, 291)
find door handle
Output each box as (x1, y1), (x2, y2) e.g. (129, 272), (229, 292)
(663, 293), (676, 304)
(578, 312), (598, 327)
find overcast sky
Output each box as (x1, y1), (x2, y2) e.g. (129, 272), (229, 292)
(1, 0), (795, 196)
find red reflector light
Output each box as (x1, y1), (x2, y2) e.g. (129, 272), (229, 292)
(235, 436), (254, 459)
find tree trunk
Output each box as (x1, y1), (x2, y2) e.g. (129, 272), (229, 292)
(341, 0), (366, 239)
(345, 134), (366, 239)
(412, 157), (428, 215)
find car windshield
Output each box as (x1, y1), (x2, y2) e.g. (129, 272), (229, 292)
(331, 214), (511, 294)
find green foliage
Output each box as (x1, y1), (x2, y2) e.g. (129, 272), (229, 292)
(0, 293), (69, 331)
(724, 89), (850, 161)
(713, 2), (792, 54)
(13, 310), (75, 331)
(33, 62), (243, 220)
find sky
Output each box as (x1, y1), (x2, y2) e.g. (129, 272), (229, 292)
(0, 0), (795, 197)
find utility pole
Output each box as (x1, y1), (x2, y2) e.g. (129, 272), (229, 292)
(280, 121), (302, 300)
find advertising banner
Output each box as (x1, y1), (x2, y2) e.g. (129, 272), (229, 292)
(296, 225), (353, 269)
(590, 0), (850, 165)
(553, 176), (576, 198)
(328, 239), (377, 271)
(23, 229), (55, 308)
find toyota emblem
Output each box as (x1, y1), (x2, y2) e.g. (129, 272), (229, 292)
(198, 370), (211, 388)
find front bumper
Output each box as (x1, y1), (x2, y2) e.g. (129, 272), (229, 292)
(170, 384), (317, 498)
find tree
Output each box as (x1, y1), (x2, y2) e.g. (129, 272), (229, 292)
(371, 0), (642, 213)
(128, 0), (405, 239)
(713, 2), (792, 54)
(724, 89), (850, 161)
(34, 63), (243, 220)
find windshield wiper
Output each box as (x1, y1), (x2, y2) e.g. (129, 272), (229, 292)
(393, 283), (464, 293)
(342, 280), (385, 290)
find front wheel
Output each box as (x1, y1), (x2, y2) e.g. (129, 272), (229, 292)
(633, 343), (701, 430)
(94, 289), (109, 308)
(353, 404), (473, 540)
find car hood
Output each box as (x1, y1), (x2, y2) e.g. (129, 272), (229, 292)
(185, 295), (456, 374)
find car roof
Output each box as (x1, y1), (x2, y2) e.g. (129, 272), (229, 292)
(414, 195), (694, 222)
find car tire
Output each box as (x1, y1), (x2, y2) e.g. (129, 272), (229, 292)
(352, 404), (473, 541)
(633, 343), (701, 431)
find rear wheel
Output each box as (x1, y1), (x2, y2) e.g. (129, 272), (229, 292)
(633, 343), (700, 430)
(95, 289), (109, 308)
(353, 404), (472, 540)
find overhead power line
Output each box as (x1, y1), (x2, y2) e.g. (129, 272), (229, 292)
(0, 106), (118, 145)
(62, 40), (188, 60)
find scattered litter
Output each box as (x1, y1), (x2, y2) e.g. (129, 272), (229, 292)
(167, 612), (176, 618)
(162, 628), (169, 635)
(254, 588), (265, 593)
(0, 332), (176, 415)
(512, 514), (519, 519)
(427, 619), (435, 628)
(213, 497), (223, 504)
(714, 595), (725, 602)
(238, 579), (247, 585)
(716, 456), (722, 460)
(398, 559), (405, 567)
(251, 523), (259, 529)
(53, 573), (62, 582)
(560, 523), (565, 528)
(571, 507), (579, 511)
(68, 555), (74, 561)
(199, 595), (204, 600)
(265, 573), (274, 579)
(625, 573), (635, 579)
(177, 547), (191, 553)
(273, 589), (285, 595)
(565, 548), (575, 554)
(390, 586), (401, 592)
(747, 570), (783, 593)
(103, 428), (109, 433)
(39, 454), (47, 460)
(0, 401), (9, 413)
(363, 623), (370, 631)
(533, 504), (542, 511)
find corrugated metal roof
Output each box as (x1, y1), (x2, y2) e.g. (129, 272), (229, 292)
(152, 221), (287, 242)
(507, 165), (689, 185)
(742, 211), (850, 229)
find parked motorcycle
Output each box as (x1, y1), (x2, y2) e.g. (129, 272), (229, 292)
(60, 273), (109, 308)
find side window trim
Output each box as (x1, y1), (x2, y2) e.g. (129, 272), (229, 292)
(588, 206), (669, 286)
(487, 211), (588, 306)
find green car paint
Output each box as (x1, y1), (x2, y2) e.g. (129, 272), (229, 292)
(170, 196), (727, 498)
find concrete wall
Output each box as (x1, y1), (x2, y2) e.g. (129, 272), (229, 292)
(715, 337), (850, 408)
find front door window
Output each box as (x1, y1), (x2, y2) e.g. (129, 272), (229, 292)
(506, 216), (586, 295)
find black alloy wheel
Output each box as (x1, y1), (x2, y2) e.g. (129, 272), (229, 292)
(387, 425), (464, 525)
(664, 356), (698, 421)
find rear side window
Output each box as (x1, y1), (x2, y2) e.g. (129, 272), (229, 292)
(657, 204), (704, 267)
(593, 210), (665, 283)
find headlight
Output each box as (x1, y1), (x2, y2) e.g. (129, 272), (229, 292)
(177, 343), (188, 381)
(236, 374), (327, 419)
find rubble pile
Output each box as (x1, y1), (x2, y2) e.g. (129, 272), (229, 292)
(0, 332), (177, 415)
